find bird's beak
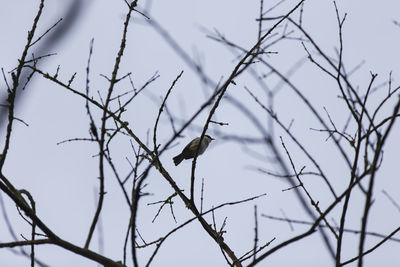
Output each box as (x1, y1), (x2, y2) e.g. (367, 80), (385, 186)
(210, 136), (215, 140)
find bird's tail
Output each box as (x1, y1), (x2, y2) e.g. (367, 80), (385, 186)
(173, 154), (184, 166)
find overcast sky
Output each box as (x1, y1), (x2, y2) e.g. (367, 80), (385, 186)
(1, 0), (400, 266)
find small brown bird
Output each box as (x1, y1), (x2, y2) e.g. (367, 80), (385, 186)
(173, 135), (214, 166)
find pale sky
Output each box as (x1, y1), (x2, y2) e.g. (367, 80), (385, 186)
(1, 0), (400, 266)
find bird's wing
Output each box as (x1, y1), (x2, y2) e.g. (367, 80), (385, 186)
(182, 137), (199, 154)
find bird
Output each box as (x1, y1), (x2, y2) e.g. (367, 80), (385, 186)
(173, 135), (214, 166)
